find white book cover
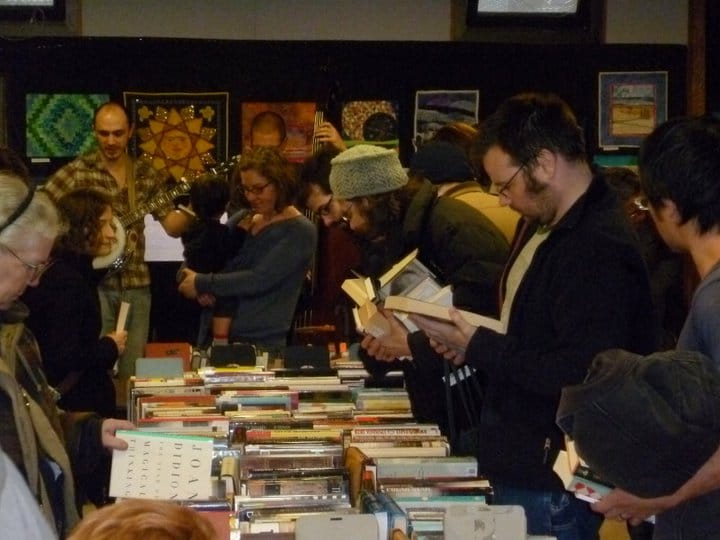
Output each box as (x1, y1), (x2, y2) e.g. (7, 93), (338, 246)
(109, 430), (214, 500)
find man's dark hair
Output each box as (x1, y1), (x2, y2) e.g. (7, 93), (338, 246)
(602, 166), (641, 202)
(297, 147), (340, 208)
(478, 92), (587, 168)
(639, 115), (720, 234)
(351, 174), (424, 243)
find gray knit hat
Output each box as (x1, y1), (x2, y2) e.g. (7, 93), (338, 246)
(329, 144), (408, 199)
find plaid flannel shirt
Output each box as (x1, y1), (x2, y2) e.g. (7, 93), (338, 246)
(43, 151), (171, 290)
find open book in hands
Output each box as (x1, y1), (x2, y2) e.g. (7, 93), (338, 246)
(342, 249), (445, 337)
(383, 292), (505, 335)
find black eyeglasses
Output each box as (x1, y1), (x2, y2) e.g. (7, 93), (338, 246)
(0, 242), (54, 281)
(490, 162), (526, 196)
(240, 182), (271, 196)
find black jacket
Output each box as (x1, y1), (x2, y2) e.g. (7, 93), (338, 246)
(557, 348), (720, 497)
(22, 252), (118, 418)
(361, 179), (509, 434)
(463, 176), (657, 490)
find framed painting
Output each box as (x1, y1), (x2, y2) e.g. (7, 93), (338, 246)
(340, 100), (399, 149)
(25, 93), (109, 158)
(598, 71), (668, 149)
(241, 101), (317, 163)
(414, 90), (479, 150)
(124, 91), (229, 181)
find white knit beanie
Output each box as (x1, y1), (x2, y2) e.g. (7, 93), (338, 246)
(329, 144), (408, 199)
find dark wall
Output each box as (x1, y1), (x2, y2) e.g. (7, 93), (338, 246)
(708, 2), (720, 114)
(2, 38), (687, 169)
(0, 38), (688, 342)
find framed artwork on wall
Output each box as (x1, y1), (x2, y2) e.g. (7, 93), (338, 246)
(414, 90), (479, 150)
(598, 71), (668, 149)
(25, 93), (109, 158)
(124, 91), (229, 182)
(340, 100), (399, 149)
(240, 101), (316, 163)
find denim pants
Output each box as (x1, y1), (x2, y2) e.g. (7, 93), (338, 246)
(492, 483), (602, 540)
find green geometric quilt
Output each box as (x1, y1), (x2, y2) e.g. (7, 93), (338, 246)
(26, 93), (109, 157)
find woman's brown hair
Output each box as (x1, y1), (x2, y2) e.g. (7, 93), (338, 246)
(235, 146), (298, 212)
(54, 187), (113, 256)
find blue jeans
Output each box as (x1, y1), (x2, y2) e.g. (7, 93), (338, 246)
(99, 286), (151, 381)
(492, 483), (602, 540)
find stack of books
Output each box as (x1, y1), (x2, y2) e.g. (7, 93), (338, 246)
(345, 442), (496, 539)
(353, 388), (413, 420)
(345, 423), (449, 459)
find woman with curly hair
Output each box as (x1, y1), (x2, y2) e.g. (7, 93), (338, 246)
(23, 187), (126, 420)
(178, 146), (317, 353)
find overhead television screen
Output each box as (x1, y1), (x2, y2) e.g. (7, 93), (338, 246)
(467, 0), (590, 29)
(0, 0), (64, 21)
(473, 0), (578, 14)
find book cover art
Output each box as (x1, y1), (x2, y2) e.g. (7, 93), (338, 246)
(109, 430), (214, 500)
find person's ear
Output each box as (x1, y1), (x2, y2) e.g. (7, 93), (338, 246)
(534, 149), (557, 181)
(661, 198), (683, 225)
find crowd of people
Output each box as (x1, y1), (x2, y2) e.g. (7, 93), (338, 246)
(1, 94), (719, 540)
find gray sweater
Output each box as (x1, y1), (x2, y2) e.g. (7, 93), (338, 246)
(195, 215), (317, 347)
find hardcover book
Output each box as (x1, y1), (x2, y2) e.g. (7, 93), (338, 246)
(109, 430), (214, 500)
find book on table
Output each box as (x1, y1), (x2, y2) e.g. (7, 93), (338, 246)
(359, 489), (409, 539)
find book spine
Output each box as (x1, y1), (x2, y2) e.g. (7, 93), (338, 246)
(376, 491), (409, 536)
(376, 459), (478, 480)
(359, 489), (385, 514)
(351, 427), (441, 437)
(243, 429), (343, 441)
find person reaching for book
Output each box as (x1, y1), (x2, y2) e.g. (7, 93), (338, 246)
(590, 115), (720, 538)
(0, 171), (134, 537)
(23, 188), (127, 419)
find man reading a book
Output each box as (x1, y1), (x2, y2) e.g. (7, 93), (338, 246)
(409, 92), (657, 540)
(328, 143), (509, 447)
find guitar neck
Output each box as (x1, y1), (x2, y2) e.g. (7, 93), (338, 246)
(120, 181), (191, 228)
(119, 155), (241, 229)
